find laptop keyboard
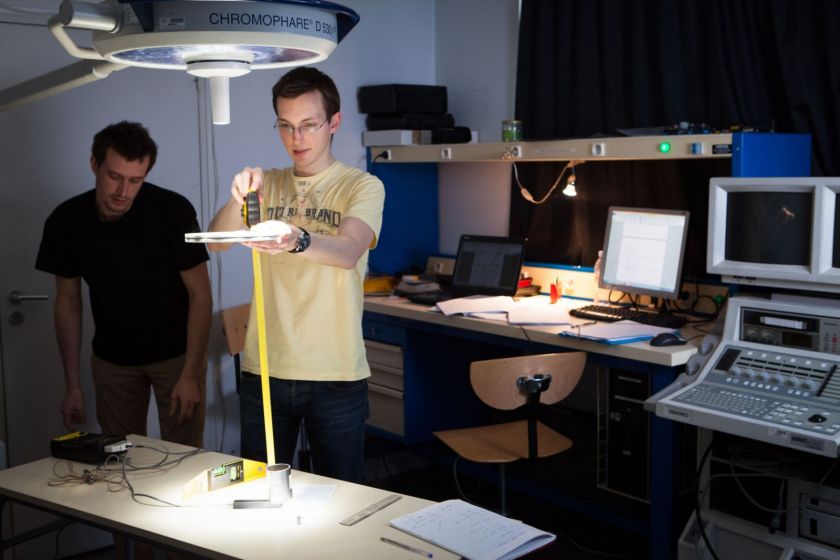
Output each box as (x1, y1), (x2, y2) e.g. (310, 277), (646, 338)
(570, 305), (687, 328)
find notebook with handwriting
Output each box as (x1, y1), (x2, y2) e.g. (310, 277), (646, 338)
(390, 499), (555, 560)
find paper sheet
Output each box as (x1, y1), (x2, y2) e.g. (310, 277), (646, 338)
(390, 499), (555, 560)
(507, 298), (590, 325)
(559, 319), (676, 344)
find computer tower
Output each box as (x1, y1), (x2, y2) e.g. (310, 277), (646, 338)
(600, 368), (650, 501)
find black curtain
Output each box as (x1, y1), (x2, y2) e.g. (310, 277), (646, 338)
(511, 0), (840, 274)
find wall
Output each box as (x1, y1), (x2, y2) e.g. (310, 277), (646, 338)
(435, 0), (519, 254)
(0, 0), (521, 458)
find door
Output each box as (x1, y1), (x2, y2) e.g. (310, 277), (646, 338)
(0, 15), (114, 559)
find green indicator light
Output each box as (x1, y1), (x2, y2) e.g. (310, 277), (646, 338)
(658, 142), (671, 153)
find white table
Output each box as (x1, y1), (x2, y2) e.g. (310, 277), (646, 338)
(0, 435), (458, 559)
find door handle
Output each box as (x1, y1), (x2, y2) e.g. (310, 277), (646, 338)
(8, 290), (49, 305)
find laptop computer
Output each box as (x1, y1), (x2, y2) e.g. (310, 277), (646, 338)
(407, 235), (527, 306)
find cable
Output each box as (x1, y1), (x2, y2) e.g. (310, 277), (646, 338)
(694, 442), (721, 560)
(371, 151), (389, 164)
(451, 456), (481, 504)
(512, 160), (578, 205)
(50, 445), (208, 507)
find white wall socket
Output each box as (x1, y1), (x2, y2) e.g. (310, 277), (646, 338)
(591, 142), (606, 156)
(510, 145), (523, 158)
(441, 147), (452, 159)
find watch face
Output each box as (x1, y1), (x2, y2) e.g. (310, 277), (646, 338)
(291, 228), (311, 253)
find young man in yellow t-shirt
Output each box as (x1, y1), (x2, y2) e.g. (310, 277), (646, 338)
(208, 67), (385, 482)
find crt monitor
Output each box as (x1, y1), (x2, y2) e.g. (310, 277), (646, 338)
(707, 177), (840, 293)
(599, 207), (690, 300)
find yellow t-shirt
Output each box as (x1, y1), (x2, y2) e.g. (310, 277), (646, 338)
(241, 160), (385, 381)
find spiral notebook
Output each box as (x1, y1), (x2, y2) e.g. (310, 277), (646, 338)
(389, 499), (555, 560)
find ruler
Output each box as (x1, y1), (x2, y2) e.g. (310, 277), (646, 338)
(340, 494), (402, 525)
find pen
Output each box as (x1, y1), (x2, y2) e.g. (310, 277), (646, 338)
(575, 321), (597, 327)
(380, 536), (434, 558)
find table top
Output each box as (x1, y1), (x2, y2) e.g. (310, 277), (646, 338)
(0, 436), (458, 560)
(364, 296), (704, 367)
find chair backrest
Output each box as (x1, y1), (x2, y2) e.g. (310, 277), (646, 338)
(221, 303), (250, 356)
(469, 352), (586, 410)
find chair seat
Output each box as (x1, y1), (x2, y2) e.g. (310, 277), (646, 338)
(434, 420), (572, 464)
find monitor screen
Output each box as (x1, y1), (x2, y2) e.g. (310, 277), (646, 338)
(724, 191), (812, 266)
(834, 192), (840, 269)
(451, 235), (526, 296)
(600, 207), (690, 300)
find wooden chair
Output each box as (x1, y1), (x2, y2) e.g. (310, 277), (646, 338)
(221, 303), (250, 394)
(433, 352), (586, 516)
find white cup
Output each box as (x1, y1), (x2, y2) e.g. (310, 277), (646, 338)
(267, 463), (293, 505)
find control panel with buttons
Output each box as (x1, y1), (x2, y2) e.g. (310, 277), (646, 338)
(654, 296), (840, 458)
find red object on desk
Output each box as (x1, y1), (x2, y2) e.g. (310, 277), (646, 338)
(550, 282), (559, 304)
(518, 278), (532, 288)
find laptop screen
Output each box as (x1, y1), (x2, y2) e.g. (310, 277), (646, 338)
(451, 235), (527, 296)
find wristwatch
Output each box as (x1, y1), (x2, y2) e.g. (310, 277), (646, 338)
(289, 227), (311, 253)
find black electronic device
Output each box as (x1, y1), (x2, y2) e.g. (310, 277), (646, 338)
(51, 431), (129, 464)
(430, 127), (472, 144)
(569, 305), (687, 329)
(649, 332), (688, 347)
(604, 368), (650, 501)
(365, 112), (454, 131)
(358, 84), (447, 114)
(407, 235), (526, 306)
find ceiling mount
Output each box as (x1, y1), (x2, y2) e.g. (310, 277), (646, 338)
(0, 0), (360, 124)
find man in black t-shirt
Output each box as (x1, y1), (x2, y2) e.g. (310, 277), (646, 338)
(36, 121), (211, 449)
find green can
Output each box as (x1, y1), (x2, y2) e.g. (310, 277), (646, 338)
(502, 120), (522, 141)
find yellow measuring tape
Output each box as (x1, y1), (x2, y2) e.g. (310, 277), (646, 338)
(244, 189), (276, 466)
(251, 249), (275, 465)
(251, 249), (274, 465)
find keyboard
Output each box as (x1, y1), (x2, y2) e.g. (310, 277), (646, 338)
(570, 305), (687, 328)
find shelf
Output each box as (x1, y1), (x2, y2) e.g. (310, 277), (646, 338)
(373, 133), (733, 163)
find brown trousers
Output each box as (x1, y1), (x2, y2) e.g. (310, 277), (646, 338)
(91, 353), (205, 448)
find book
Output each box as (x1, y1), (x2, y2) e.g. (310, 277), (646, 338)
(389, 499), (556, 560)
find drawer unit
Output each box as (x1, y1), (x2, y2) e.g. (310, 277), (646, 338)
(368, 383), (405, 436)
(364, 339), (405, 437)
(362, 318), (406, 346)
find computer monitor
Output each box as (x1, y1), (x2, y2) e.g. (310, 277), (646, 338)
(599, 207), (690, 300)
(707, 177), (840, 293)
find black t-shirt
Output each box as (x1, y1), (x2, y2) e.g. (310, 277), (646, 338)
(35, 183), (209, 366)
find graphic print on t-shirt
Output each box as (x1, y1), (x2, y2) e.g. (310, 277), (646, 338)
(265, 179), (341, 235)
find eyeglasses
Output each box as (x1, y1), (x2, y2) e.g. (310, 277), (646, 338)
(273, 119), (329, 135)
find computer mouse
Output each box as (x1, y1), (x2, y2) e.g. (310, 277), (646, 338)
(649, 332), (688, 347)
